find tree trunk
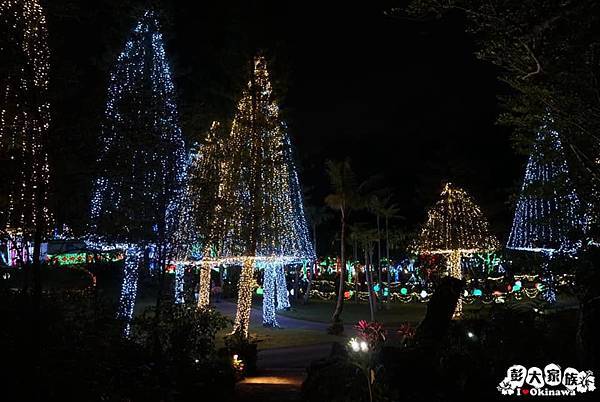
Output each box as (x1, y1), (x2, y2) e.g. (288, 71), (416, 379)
(293, 263), (300, 302)
(303, 224), (317, 304)
(331, 209), (345, 326)
(365, 247), (375, 322)
(376, 215), (382, 310)
(385, 216), (391, 309)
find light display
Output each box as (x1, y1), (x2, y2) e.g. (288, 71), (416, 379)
(118, 246), (142, 336)
(507, 117), (585, 253)
(507, 117), (586, 302)
(1, 0), (51, 258)
(171, 121), (224, 307)
(174, 263), (185, 304)
(89, 10), (187, 325)
(276, 264), (290, 310)
(415, 183), (499, 318)
(203, 56), (314, 337)
(262, 263), (278, 327)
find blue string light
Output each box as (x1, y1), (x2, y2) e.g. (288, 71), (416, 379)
(89, 10), (187, 326)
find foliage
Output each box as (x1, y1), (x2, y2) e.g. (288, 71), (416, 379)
(223, 331), (259, 375)
(403, 0), (600, 238)
(0, 289), (235, 401)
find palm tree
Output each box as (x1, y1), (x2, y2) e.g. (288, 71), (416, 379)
(304, 205), (332, 304)
(325, 159), (359, 333)
(347, 223), (363, 303)
(358, 228), (378, 321)
(379, 201), (402, 307)
(368, 195), (387, 308)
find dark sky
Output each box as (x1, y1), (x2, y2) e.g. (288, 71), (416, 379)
(45, 0), (524, 252)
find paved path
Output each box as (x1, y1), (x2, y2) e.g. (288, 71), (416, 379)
(213, 301), (343, 401)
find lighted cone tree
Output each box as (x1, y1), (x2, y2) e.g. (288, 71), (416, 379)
(172, 121), (224, 305)
(415, 183), (499, 318)
(507, 117), (586, 302)
(89, 11), (186, 330)
(203, 56), (314, 336)
(1, 0), (51, 267)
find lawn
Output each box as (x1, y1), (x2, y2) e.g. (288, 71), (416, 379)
(216, 324), (341, 351)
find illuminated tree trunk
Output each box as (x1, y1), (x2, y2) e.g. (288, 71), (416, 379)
(276, 263), (290, 309)
(448, 250), (463, 319)
(174, 263), (185, 304)
(233, 258), (255, 337)
(197, 265), (211, 308)
(118, 247), (141, 336)
(262, 263), (278, 326)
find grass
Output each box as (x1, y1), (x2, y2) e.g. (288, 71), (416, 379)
(278, 299), (496, 326)
(216, 324), (341, 351)
(277, 299), (430, 326)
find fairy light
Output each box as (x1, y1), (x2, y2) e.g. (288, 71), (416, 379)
(507, 117), (586, 302)
(118, 246), (142, 336)
(172, 122), (223, 306)
(197, 265), (211, 308)
(174, 263), (185, 304)
(275, 263), (290, 310)
(88, 10), (186, 323)
(261, 262), (279, 327)
(1, 0), (51, 257)
(203, 56), (314, 337)
(415, 183), (498, 318)
(507, 117), (585, 253)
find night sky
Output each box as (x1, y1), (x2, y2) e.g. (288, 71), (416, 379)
(45, 0), (523, 253)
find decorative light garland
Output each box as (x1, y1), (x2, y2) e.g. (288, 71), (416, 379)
(88, 10), (187, 328)
(202, 56), (314, 337)
(507, 117), (586, 302)
(1, 0), (52, 257)
(415, 183), (499, 318)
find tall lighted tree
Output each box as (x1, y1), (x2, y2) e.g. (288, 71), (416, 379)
(172, 121), (224, 305)
(203, 56), (314, 336)
(89, 11), (186, 328)
(1, 0), (51, 269)
(507, 118), (586, 302)
(415, 183), (499, 318)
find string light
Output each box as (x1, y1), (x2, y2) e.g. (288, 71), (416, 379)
(202, 56), (314, 337)
(197, 264), (211, 308)
(174, 263), (185, 304)
(507, 116), (585, 253)
(261, 262), (278, 327)
(275, 263), (290, 310)
(507, 117), (586, 303)
(415, 183), (499, 318)
(88, 10), (187, 324)
(1, 0), (51, 260)
(118, 246), (142, 336)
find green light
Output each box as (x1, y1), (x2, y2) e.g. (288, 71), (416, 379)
(473, 288), (483, 296)
(256, 286), (264, 295)
(400, 287), (408, 295)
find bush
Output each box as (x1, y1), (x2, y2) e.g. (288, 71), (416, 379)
(0, 289), (235, 401)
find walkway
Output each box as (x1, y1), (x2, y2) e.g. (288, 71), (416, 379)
(213, 301), (344, 401)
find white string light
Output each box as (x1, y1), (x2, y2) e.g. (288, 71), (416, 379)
(1, 0), (51, 259)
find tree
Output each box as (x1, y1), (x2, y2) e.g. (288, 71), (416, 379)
(507, 116), (586, 302)
(172, 121), (225, 305)
(403, 0), (600, 239)
(379, 200), (402, 307)
(325, 158), (360, 333)
(415, 183), (498, 318)
(204, 55), (313, 337)
(88, 10), (187, 331)
(358, 227), (379, 322)
(304, 205), (332, 304)
(0, 0), (51, 301)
